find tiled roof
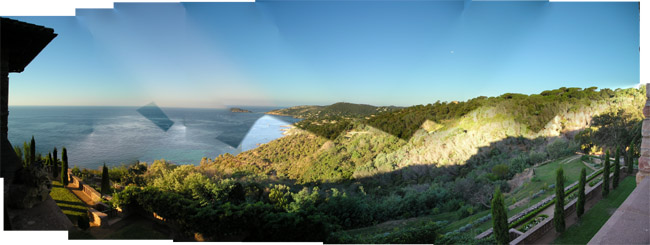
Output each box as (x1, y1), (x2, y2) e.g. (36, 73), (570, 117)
(1, 17), (57, 73)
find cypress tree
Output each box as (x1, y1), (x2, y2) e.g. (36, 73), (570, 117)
(61, 147), (69, 186)
(491, 187), (509, 245)
(23, 141), (30, 166)
(30, 136), (35, 165)
(554, 167), (566, 233)
(627, 143), (634, 174)
(603, 151), (610, 198)
(613, 146), (620, 189)
(53, 147), (59, 178)
(101, 163), (110, 196)
(577, 168), (586, 218)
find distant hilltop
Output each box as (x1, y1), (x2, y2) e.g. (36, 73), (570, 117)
(266, 102), (401, 119)
(230, 107), (252, 113)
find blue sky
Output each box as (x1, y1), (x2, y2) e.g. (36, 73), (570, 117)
(7, 1), (640, 108)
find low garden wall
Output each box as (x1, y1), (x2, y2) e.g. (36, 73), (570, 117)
(476, 166), (622, 240)
(68, 173), (117, 227)
(509, 168), (631, 244)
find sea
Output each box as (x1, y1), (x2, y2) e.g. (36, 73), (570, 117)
(7, 106), (300, 169)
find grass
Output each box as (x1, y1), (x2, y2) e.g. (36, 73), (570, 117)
(107, 218), (170, 239)
(508, 156), (593, 203)
(552, 176), (637, 244)
(50, 180), (88, 224)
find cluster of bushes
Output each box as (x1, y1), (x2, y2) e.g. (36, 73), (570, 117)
(517, 214), (548, 233)
(326, 221), (442, 244)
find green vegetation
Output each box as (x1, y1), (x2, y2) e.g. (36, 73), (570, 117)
(577, 168), (586, 218)
(61, 147), (69, 185)
(518, 214), (548, 233)
(106, 219), (170, 239)
(603, 151), (610, 197)
(267, 102), (399, 119)
(491, 187), (509, 245)
(627, 142), (634, 174)
(50, 181), (87, 225)
(101, 163), (110, 195)
(614, 147), (620, 189)
(368, 87), (639, 140)
(554, 167), (565, 233)
(327, 221), (441, 244)
(30, 136), (36, 165)
(553, 176), (637, 244)
(53, 147), (59, 178)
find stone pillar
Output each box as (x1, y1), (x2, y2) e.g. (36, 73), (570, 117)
(1, 60), (9, 177)
(638, 84), (650, 184)
(1, 61), (8, 140)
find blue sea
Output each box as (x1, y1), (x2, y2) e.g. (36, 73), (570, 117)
(7, 106), (300, 169)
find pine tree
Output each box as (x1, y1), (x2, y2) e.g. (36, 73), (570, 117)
(61, 147), (69, 186)
(554, 167), (566, 233)
(613, 146), (620, 189)
(577, 168), (586, 218)
(53, 147), (59, 178)
(627, 142), (634, 174)
(491, 187), (509, 245)
(30, 136), (36, 165)
(101, 163), (110, 196)
(603, 151), (609, 197)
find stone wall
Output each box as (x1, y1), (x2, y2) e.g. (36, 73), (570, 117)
(638, 83), (650, 183)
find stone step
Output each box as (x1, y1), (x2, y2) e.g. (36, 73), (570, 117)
(107, 217), (123, 226)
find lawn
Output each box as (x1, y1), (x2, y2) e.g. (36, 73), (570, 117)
(50, 180), (88, 224)
(552, 176), (637, 244)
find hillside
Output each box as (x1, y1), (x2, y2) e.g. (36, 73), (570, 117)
(104, 86), (644, 243)
(266, 102), (400, 119)
(203, 86), (644, 181)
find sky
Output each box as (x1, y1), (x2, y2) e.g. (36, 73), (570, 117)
(6, 0), (640, 108)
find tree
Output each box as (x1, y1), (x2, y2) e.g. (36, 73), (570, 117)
(30, 136), (35, 165)
(22, 141), (30, 166)
(554, 167), (566, 233)
(53, 147), (59, 178)
(613, 146), (620, 189)
(603, 151), (609, 197)
(577, 168), (586, 218)
(627, 142), (634, 174)
(61, 147), (69, 185)
(492, 164), (510, 179)
(101, 163), (110, 196)
(491, 187), (509, 245)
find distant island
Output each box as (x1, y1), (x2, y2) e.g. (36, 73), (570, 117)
(230, 107), (252, 113)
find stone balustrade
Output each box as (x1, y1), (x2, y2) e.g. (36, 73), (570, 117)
(638, 83), (650, 184)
